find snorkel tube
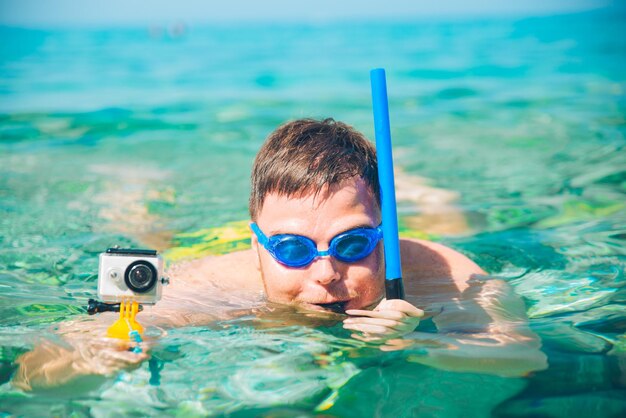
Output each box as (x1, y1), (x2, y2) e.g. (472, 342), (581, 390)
(370, 68), (405, 300)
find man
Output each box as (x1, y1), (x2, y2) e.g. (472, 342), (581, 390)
(14, 118), (546, 390)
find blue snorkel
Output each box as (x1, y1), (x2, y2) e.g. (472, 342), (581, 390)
(370, 68), (405, 300)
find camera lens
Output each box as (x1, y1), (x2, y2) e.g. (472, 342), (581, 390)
(124, 261), (157, 293)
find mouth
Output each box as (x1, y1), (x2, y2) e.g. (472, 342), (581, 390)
(314, 300), (349, 313)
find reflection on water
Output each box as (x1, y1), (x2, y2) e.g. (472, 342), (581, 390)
(1, 5), (626, 416)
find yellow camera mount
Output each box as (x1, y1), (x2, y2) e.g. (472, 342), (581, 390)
(107, 300), (144, 341)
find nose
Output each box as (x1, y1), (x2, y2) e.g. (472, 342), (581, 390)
(310, 256), (340, 285)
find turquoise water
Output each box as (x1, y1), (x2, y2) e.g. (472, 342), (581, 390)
(1, 6), (626, 417)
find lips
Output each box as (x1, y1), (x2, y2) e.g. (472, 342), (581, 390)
(315, 300), (349, 313)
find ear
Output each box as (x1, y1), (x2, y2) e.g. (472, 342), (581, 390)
(249, 222), (261, 271)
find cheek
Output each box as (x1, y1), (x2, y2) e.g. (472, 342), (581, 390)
(258, 252), (304, 300)
(373, 245), (385, 276)
(346, 247), (385, 296)
(360, 245), (384, 277)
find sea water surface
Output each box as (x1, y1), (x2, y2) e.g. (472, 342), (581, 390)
(1, 7), (625, 417)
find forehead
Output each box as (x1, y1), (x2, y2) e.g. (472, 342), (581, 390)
(258, 178), (380, 223)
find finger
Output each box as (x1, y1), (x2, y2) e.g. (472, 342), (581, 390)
(344, 322), (399, 336)
(380, 339), (425, 352)
(96, 354), (147, 374)
(99, 353), (148, 373)
(350, 333), (384, 343)
(100, 348), (148, 364)
(344, 317), (401, 329)
(90, 338), (133, 352)
(345, 309), (405, 320)
(377, 300), (424, 316)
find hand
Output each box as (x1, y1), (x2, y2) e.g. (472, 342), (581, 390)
(74, 337), (150, 376)
(14, 337), (150, 391)
(343, 298), (423, 342)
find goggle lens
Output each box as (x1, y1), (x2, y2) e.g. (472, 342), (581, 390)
(333, 233), (374, 262)
(273, 236), (316, 267)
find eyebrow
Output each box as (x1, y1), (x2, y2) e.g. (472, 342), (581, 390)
(267, 222), (378, 238)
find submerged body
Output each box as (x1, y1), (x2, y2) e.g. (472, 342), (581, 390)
(14, 119), (547, 390)
(14, 177), (546, 390)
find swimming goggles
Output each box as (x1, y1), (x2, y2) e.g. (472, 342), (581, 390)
(250, 222), (383, 268)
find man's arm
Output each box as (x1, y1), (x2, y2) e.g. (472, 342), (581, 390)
(383, 278), (548, 377)
(408, 239), (547, 376)
(344, 238), (547, 377)
(12, 318), (147, 391)
(13, 251), (261, 391)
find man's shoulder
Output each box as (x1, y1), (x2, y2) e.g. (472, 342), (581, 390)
(167, 249), (262, 291)
(399, 238), (485, 290)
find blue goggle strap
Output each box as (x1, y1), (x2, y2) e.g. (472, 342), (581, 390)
(250, 222), (269, 248)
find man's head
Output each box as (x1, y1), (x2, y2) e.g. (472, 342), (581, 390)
(249, 118), (380, 221)
(249, 118), (385, 311)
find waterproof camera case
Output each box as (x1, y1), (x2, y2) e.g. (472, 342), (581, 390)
(97, 247), (165, 304)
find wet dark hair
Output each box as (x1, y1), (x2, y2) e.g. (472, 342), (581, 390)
(249, 118), (379, 220)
